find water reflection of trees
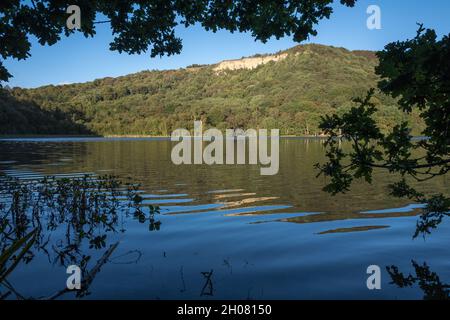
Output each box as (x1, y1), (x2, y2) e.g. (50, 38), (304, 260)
(387, 261), (450, 300)
(0, 174), (160, 299)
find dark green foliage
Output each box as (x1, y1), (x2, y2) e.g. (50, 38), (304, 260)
(0, 0), (356, 82)
(0, 90), (91, 134)
(1, 44), (423, 136)
(317, 26), (450, 237)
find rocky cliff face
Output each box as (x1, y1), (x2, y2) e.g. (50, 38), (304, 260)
(213, 53), (288, 72)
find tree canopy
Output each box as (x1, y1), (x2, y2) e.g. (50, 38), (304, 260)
(0, 0), (356, 82)
(2, 1), (449, 238)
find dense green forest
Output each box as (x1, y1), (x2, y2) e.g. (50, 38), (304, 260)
(0, 44), (424, 136)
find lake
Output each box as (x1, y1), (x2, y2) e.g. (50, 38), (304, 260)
(0, 137), (449, 299)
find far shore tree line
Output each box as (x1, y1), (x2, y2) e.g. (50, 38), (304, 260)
(0, 44), (424, 137)
(0, 1), (448, 237)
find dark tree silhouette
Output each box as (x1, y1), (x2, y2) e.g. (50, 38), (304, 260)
(317, 25), (450, 237)
(0, 0), (356, 82)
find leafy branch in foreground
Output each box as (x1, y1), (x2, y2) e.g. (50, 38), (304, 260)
(316, 25), (450, 238)
(0, 0), (356, 82)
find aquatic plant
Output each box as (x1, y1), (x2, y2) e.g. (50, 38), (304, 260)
(0, 229), (37, 283)
(0, 174), (160, 298)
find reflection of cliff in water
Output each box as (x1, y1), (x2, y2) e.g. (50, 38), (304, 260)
(1, 138), (449, 299)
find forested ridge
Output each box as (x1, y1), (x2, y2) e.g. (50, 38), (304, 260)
(0, 44), (424, 136)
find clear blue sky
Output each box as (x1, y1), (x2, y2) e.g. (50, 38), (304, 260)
(4, 0), (450, 88)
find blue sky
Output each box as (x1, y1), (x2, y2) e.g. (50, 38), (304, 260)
(4, 0), (450, 88)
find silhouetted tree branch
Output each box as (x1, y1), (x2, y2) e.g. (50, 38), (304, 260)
(317, 25), (450, 237)
(0, 0), (356, 82)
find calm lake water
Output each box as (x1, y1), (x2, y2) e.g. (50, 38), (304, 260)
(1, 137), (449, 299)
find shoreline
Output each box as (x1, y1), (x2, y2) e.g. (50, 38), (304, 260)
(0, 134), (329, 139)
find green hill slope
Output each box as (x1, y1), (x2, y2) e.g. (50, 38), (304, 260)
(1, 44), (424, 136)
